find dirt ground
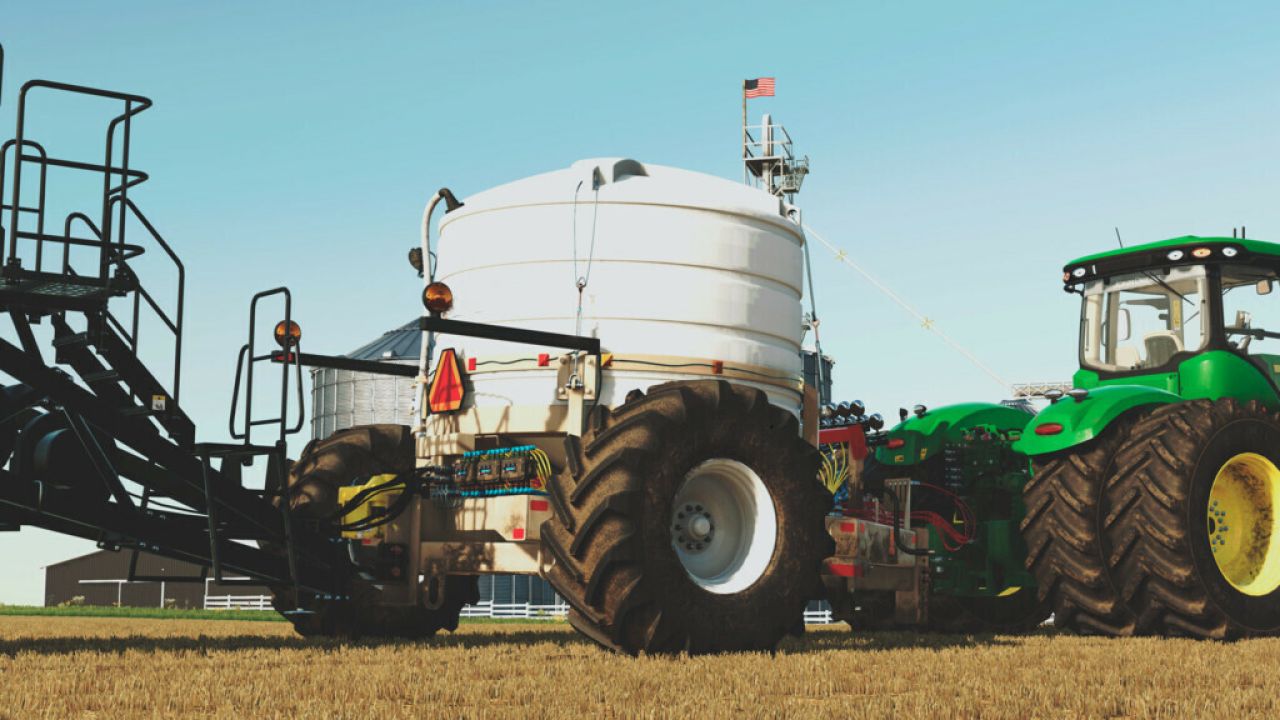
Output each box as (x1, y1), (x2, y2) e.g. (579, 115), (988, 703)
(1, 616), (1277, 719)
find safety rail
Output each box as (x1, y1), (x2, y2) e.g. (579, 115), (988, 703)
(228, 287), (305, 445)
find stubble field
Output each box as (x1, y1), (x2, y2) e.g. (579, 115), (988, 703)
(1, 615), (1278, 719)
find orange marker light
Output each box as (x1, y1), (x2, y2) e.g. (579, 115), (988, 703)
(423, 282), (454, 315)
(1192, 247), (1212, 259)
(273, 321), (301, 348)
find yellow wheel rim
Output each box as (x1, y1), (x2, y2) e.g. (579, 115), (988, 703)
(1208, 452), (1280, 596)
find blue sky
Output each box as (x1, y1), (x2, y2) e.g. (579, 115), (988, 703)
(1, 1), (1278, 603)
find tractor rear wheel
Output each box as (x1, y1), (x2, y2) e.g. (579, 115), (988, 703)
(1021, 416), (1140, 635)
(1105, 399), (1280, 638)
(271, 424), (475, 639)
(541, 380), (832, 655)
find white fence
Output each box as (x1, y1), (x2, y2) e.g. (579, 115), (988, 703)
(459, 601), (569, 619)
(458, 601), (836, 624)
(204, 594), (273, 611)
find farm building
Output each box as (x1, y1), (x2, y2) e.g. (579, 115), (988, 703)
(44, 549), (271, 609)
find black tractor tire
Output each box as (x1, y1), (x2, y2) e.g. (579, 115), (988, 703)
(1021, 415), (1140, 635)
(541, 380), (832, 655)
(1104, 399), (1280, 638)
(271, 423), (475, 639)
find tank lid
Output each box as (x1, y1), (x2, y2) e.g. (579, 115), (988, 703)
(346, 320), (419, 361)
(441, 158), (798, 236)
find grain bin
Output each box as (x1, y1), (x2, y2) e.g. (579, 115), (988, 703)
(310, 320), (418, 439)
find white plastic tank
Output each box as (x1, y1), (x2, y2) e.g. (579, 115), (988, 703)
(433, 158), (807, 414)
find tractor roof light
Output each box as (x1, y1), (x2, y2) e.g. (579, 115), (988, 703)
(1043, 389), (1065, 403)
(850, 399), (866, 416)
(1067, 388), (1090, 402)
(274, 320), (301, 348)
(1223, 246), (1240, 258)
(913, 404), (927, 418)
(867, 413), (885, 430)
(1167, 249), (1185, 261)
(423, 282), (454, 315)
(1192, 247), (1213, 259)
(836, 401), (852, 417)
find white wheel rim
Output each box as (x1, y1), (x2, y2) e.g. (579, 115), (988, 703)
(670, 458), (777, 594)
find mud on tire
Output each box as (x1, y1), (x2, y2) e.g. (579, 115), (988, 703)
(1021, 415), (1140, 635)
(1104, 399), (1280, 638)
(541, 380), (832, 655)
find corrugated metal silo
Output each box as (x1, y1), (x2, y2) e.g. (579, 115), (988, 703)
(310, 320), (419, 440)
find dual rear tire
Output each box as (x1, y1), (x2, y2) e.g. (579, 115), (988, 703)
(1024, 399), (1280, 638)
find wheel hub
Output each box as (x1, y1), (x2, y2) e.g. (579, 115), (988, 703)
(1207, 452), (1280, 596)
(669, 458), (778, 595)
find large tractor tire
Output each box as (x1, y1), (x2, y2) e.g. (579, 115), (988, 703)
(271, 424), (477, 639)
(541, 380), (832, 655)
(1105, 399), (1280, 638)
(1021, 415), (1140, 635)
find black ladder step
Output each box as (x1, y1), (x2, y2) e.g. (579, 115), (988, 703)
(81, 369), (121, 384)
(51, 331), (91, 349)
(119, 404), (155, 417)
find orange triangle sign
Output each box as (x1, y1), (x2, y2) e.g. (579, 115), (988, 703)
(428, 348), (466, 413)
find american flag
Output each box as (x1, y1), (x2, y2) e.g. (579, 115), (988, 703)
(744, 77), (775, 98)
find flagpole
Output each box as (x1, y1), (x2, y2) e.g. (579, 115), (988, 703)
(741, 79), (748, 183)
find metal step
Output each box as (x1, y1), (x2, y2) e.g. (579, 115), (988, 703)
(81, 369), (121, 384)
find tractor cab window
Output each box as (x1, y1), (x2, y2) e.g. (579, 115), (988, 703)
(1080, 266), (1209, 373)
(1220, 265), (1280, 354)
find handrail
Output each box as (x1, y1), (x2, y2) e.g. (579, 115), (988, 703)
(9, 79), (152, 279)
(0, 139), (48, 267)
(229, 288), (304, 443)
(110, 197), (185, 402)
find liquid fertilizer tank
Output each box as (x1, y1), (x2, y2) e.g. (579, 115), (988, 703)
(433, 157), (808, 415)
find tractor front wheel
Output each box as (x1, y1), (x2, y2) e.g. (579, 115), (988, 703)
(1021, 416), (1140, 635)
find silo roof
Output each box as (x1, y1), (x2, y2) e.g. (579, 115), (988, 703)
(346, 319), (420, 361)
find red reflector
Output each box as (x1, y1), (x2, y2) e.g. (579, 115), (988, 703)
(839, 521), (856, 533)
(537, 353), (550, 367)
(467, 357), (477, 372)
(887, 438), (905, 449)
(711, 360), (724, 374)
(512, 528), (526, 540)
(530, 499), (549, 512)
(826, 561), (861, 578)
(1035, 423), (1065, 436)
(429, 348), (467, 413)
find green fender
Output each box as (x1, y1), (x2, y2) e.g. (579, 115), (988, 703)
(1012, 385), (1181, 456)
(875, 402), (1035, 467)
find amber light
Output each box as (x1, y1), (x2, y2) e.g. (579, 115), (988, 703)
(1192, 247), (1212, 259)
(423, 282), (454, 315)
(1035, 423), (1065, 436)
(273, 320), (301, 348)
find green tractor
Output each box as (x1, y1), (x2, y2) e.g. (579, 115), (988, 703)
(826, 234), (1280, 638)
(1015, 234), (1280, 639)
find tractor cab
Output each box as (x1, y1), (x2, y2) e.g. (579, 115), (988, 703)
(1063, 235), (1280, 395)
